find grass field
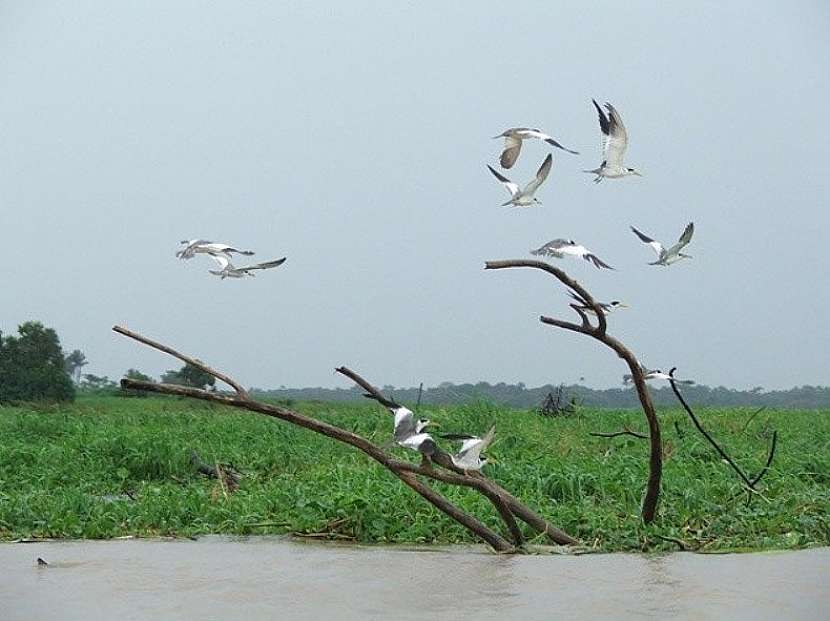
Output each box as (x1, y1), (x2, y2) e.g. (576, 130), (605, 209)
(1, 396), (827, 552)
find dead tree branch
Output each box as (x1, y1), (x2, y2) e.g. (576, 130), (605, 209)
(589, 428), (648, 440)
(668, 368), (777, 491)
(112, 325), (249, 399)
(114, 326), (574, 550)
(485, 259), (662, 523)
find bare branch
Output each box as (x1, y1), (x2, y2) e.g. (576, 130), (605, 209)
(113, 325), (250, 399)
(334, 366), (398, 408)
(569, 303), (592, 329)
(114, 328), (577, 550)
(589, 428), (647, 440)
(740, 406), (767, 433)
(485, 260), (606, 334)
(486, 259), (662, 523)
(667, 367), (756, 489)
(748, 429), (778, 488)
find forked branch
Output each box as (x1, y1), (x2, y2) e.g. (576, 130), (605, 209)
(113, 326), (576, 550)
(668, 368), (777, 491)
(485, 260), (662, 523)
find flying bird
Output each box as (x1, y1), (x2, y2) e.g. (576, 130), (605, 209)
(568, 291), (628, 315)
(441, 426), (496, 472)
(176, 239), (255, 260)
(208, 255), (287, 279)
(531, 239), (614, 270)
(631, 223), (695, 266)
(583, 100), (641, 182)
(487, 154), (553, 207)
(623, 367), (695, 385)
(493, 127), (578, 169)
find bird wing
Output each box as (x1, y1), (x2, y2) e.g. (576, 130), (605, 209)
(439, 433), (477, 441)
(630, 226), (665, 258)
(602, 102), (629, 168)
(584, 251), (614, 270)
(500, 135), (522, 169)
(523, 153), (553, 195)
(592, 99), (610, 160)
(209, 254), (231, 270)
(487, 165), (519, 197)
(665, 222), (695, 255)
(393, 407), (417, 441)
(531, 238), (569, 257)
(240, 257), (287, 271)
(457, 426), (495, 461)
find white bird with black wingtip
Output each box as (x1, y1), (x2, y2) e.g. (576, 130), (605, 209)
(176, 239), (256, 260)
(531, 238), (614, 270)
(493, 128), (578, 169)
(568, 291), (628, 315)
(487, 154), (553, 207)
(584, 99), (642, 182)
(623, 366), (695, 385)
(363, 393), (437, 456)
(208, 255), (287, 279)
(631, 223), (695, 266)
(440, 426), (496, 472)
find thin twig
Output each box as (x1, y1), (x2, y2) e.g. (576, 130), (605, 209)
(740, 406), (767, 433)
(589, 428), (647, 440)
(748, 430), (778, 487)
(112, 325), (249, 398)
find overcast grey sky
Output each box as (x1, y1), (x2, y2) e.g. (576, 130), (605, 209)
(1, 2), (828, 390)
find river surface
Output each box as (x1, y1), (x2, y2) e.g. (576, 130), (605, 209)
(2, 538), (827, 620)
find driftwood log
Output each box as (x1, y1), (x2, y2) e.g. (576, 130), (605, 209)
(113, 325), (576, 552)
(484, 259), (663, 523)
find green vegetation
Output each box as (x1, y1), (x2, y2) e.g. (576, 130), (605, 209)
(0, 321), (75, 403)
(1, 396), (827, 552)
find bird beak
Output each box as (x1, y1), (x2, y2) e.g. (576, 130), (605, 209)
(634, 171), (643, 177)
(425, 421), (440, 429)
(619, 303), (630, 309)
(491, 134), (503, 139)
(486, 457), (498, 465)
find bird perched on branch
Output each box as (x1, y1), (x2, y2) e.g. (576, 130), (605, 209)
(531, 238), (614, 270)
(623, 367), (695, 385)
(487, 154), (553, 207)
(440, 426), (496, 472)
(631, 223), (695, 266)
(568, 291), (628, 315)
(583, 100), (642, 182)
(208, 255), (287, 279)
(492, 127), (578, 169)
(176, 239), (255, 260)
(362, 393), (437, 455)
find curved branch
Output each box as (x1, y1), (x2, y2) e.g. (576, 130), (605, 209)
(748, 429), (777, 488)
(113, 325), (249, 399)
(668, 368), (756, 489)
(485, 260), (606, 334)
(486, 259), (662, 523)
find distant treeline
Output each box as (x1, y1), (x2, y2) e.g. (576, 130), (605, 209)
(251, 382), (830, 409)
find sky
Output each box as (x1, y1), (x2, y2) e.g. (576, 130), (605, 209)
(1, 2), (828, 391)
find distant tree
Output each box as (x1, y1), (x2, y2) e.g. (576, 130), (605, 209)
(161, 364), (216, 390)
(80, 374), (118, 394)
(0, 321), (75, 403)
(121, 369), (154, 397)
(64, 349), (88, 384)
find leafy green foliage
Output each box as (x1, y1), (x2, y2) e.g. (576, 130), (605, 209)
(161, 365), (216, 390)
(0, 322), (75, 403)
(0, 397), (827, 551)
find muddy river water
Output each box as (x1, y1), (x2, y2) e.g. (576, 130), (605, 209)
(2, 538), (827, 620)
